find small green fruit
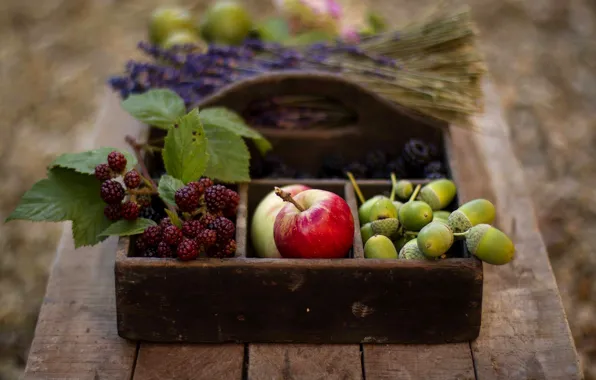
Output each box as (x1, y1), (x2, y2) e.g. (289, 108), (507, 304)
(364, 235), (398, 259)
(358, 195), (384, 224)
(370, 218), (400, 238)
(417, 221), (454, 258)
(360, 223), (374, 245)
(433, 210), (451, 224)
(393, 235), (409, 252)
(419, 179), (457, 211)
(162, 30), (203, 48)
(465, 224), (515, 265)
(368, 198), (398, 222)
(149, 7), (195, 45)
(199, 1), (253, 45)
(398, 201), (433, 231)
(447, 199), (496, 233)
(399, 238), (428, 260)
(392, 200), (403, 214)
(395, 180), (413, 200)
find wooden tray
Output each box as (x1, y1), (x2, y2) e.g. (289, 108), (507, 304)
(114, 72), (483, 345)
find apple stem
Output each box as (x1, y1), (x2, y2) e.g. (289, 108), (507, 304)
(346, 171), (365, 204)
(274, 187), (306, 212)
(408, 184), (421, 202)
(390, 172), (398, 202)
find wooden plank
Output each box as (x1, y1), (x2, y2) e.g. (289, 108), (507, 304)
(23, 88), (143, 380)
(248, 344), (362, 380)
(461, 79), (583, 379)
(133, 344), (244, 380)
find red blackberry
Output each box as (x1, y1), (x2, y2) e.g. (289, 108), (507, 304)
(175, 185), (200, 212)
(188, 181), (206, 197)
(95, 163), (112, 182)
(197, 229), (217, 249)
(124, 170), (141, 189)
(205, 184), (230, 212)
(142, 225), (162, 246)
(207, 239), (236, 258)
(160, 217), (173, 228)
(177, 238), (199, 261)
(121, 201), (140, 220)
(143, 246), (158, 258)
(107, 151), (127, 173)
(223, 189), (240, 218)
(211, 217), (235, 242)
(222, 239), (237, 257)
(198, 177), (213, 189)
(135, 236), (148, 252)
(182, 220), (203, 238)
(104, 204), (122, 221)
(100, 180), (125, 204)
(157, 241), (174, 258)
(163, 225), (183, 245)
(199, 213), (217, 228)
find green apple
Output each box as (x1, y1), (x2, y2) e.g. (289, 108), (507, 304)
(251, 184), (311, 258)
(149, 6), (195, 45)
(162, 30), (203, 49)
(199, 1), (253, 45)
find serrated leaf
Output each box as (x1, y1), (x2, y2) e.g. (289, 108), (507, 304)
(162, 108), (209, 184)
(202, 124), (250, 182)
(158, 174), (184, 207)
(199, 107), (272, 155)
(49, 147), (137, 175)
(164, 209), (182, 228)
(99, 218), (157, 237)
(6, 167), (112, 248)
(121, 88), (186, 129)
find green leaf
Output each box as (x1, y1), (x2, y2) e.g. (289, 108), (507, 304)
(158, 174), (184, 207)
(164, 209), (182, 228)
(256, 17), (290, 43)
(6, 167), (112, 248)
(121, 89), (186, 129)
(99, 218), (157, 237)
(49, 147), (137, 175)
(199, 107), (272, 155)
(162, 108), (209, 184)
(203, 124), (250, 182)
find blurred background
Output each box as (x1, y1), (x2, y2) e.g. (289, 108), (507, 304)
(0, 0), (595, 379)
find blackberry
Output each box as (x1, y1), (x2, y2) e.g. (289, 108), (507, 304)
(198, 177), (214, 189)
(211, 216), (236, 241)
(223, 189), (240, 217)
(364, 151), (387, 172)
(318, 154), (344, 178)
(95, 163), (112, 182)
(124, 170), (141, 189)
(139, 206), (162, 224)
(386, 157), (408, 178)
(343, 162), (367, 179)
(177, 238), (199, 261)
(160, 217), (173, 228)
(175, 185), (200, 212)
(222, 239), (237, 257)
(199, 213), (217, 228)
(104, 204), (122, 221)
(423, 161), (445, 175)
(207, 239), (236, 258)
(181, 220), (203, 238)
(107, 151), (127, 173)
(143, 246), (158, 258)
(188, 181), (205, 197)
(142, 225), (162, 246)
(163, 225), (183, 245)
(425, 172), (446, 179)
(100, 180), (125, 204)
(197, 229), (217, 249)
(157, 241), (174, 258)
(205, 185), (230, 212)
(136, 194), (152, 208)
(121, 201), (140, 220)
(402, 139), (435, 172)
(223, 204), (238, 219)
(135, 236), (148, 253)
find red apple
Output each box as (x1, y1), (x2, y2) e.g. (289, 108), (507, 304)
(273, 188), (354, 259)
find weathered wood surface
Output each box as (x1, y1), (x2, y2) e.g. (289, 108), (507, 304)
(24, 79), (583, 379)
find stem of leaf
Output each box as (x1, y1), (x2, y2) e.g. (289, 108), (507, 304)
(125, 135), (158, 191)
(346, 172), (365, 204)
(408, 184), (421, 203)
(390, 172), (398, 202)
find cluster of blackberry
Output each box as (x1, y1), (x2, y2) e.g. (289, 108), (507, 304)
(135, 178), (240, 261)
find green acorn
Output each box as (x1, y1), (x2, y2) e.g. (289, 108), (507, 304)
(398, 201), (433, 232)
(417, 221), (454, 258)
(364, 235), (398, 259)
(433, 210), (451, 224)
(419, 179), (457, 211)
(370, 218), (400, 238)
(368, 198), (398, 222)
(461, 224), (515, 265)
(393, 235), (409, 252)
(392, 200), (404, 214)
(395, 180), (414, 200)
(358, 195), (384, 224)
(447, 199), (496, 233)
(360, 223), (374, 244)
(398, 238), (428, 260)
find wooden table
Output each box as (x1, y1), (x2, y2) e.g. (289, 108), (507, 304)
(23, 79), (583, 380)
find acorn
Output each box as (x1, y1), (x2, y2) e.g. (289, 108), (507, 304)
(460, 224), (515, 265)
(417, 221), (454, 258)
(398, 238), (428, 260)
(393, 235), (409, 252)
(364, 235), (398, 259)
(398, 201), (433, 231)
(360, 223), (374, 244)
(392, 200), (404, 214)
(447, 199), (496, 233)
(368, 198), (398, 222)
(418, 179), (457, 211)
(433, 210), (451, 224)
(358, 195), (384, 224)
(395, 180), (413, 200)
(370, 218), (400, 238)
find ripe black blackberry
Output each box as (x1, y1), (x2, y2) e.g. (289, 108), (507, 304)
(197, 229), (217, 249)
(163, 225), (183, 245)
(124, 170), (141, 189)
(318, 154), (345, 178)
(157, 241), (174, 258)
(177, 238), (199, 261)
(175, 185), (200, 212)
(181, 220), (203, 238)
(143, 246), (158, 258)
(95, 164), (112, 182)
(107, 151), (127, 173)
(142, 225), (162, 246)
(121, 201), (140, 220)
(425, 172), (446, 179)
(423, 161), (444, 175)
(386, 157), (408, 178)
(205, 185), (230, 212)
(139, 206), (162, 224)
(135, 236), (148, 252)
(342, 162), (367, 179)
(199, 213), (217, 228)
(100, 180), (125, 204)
(401, 139), (435, 173)
(104, 204), (122, 221)
(211, 216), (236, 242)
(364, 151), (388, 172)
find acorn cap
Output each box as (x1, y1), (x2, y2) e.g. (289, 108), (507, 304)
(364, 235), (398, 259)
(447, 209), (472, 233)
(465, 224), (515, 265)
(419, 179), (457, 211)
(371, 218), (400, 238)
(399, 238), (428, 260)
(417, 221), (454, 258)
